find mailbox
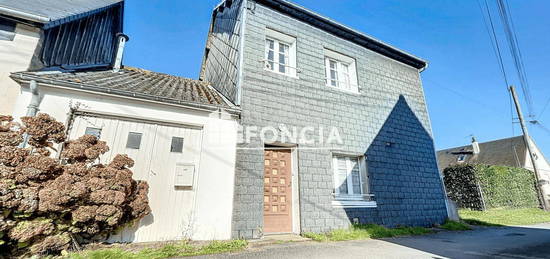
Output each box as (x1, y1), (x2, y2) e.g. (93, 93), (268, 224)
(174, 163), (195, 187)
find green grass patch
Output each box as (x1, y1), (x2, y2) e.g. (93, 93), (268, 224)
(459, 208), (550, 226)
(303, 224), (433, 242)
(440, 220), (471, 231)
(67, 240), (248, 259)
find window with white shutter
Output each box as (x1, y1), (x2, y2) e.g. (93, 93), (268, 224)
(332, 155), (375, 209)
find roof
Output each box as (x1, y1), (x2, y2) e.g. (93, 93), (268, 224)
(437, 136), (527, 169)
(0, 0), (121, 26)
(10, 67), (235, 110)
(252, 0), (427, 70)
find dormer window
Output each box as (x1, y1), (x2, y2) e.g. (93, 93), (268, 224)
(457, 155), (466, 162)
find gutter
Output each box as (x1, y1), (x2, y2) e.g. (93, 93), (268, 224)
(0, 6), (49, 24)
(11, 73), (242, 116)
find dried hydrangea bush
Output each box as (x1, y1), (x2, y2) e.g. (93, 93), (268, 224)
(0, 114), (151, 256)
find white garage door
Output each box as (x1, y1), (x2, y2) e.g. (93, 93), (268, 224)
(69, 113), (204, 242)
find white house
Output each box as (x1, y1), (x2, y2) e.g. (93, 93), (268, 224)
(10, 67), (240, 242)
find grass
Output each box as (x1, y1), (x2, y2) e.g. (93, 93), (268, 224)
(459, 208), (550, 226)
(440, 220), (472, 231)
(67, 240), (248, 259)
(302, 224), (433, 242)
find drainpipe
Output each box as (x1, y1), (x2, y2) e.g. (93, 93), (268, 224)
(20, 80), (40, 148)
(113, 33), (129, 72)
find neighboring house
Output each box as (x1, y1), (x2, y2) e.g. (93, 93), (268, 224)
(0, 0), (124, 115)
(7, 1), (241, 242)
(201, 0), (449, 238)
(437, 136), (550, 180)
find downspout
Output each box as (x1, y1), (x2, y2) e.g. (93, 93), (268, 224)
(235, 0), (248, 105)
(20, 80), (40, 148)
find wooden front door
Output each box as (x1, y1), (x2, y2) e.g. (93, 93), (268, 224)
(263, 149), (292, 233)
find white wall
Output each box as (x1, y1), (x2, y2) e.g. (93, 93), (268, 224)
(13, 83), (238, 241)
(0, 24), (40, 115)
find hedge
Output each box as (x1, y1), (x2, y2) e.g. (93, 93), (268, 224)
(443, 164), (539, 210)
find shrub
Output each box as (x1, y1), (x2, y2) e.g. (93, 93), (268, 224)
(0, 114), (151, 256)
(443, 164), (538, 210)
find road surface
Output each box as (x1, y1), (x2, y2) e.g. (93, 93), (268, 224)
(190, 223), (550, 259)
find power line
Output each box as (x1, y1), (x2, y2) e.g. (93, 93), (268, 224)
(496, 0), (535, 117)
(539, 97), (550, 119)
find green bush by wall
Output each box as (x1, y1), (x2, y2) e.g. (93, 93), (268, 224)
(443, 164), (539, 210)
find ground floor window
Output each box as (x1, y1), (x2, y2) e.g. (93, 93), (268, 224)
(332, 155), (375, 208)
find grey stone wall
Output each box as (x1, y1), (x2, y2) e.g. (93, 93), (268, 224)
(230, 2), (448, 238)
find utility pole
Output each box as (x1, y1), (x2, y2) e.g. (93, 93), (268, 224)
(510, 86), (550, 211)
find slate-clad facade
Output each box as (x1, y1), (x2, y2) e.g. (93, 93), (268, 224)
(202, 0), (448, 239)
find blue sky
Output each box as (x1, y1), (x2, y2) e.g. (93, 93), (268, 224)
(124, 0), (550, 156)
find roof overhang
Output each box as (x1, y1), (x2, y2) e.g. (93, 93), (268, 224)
(10, 72), (242, 116)
(255, 0), (428, 70)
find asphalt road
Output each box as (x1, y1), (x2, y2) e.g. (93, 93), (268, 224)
(190, 223), (550, 259)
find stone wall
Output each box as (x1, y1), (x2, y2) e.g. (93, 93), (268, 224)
(227, 1), (448, 238)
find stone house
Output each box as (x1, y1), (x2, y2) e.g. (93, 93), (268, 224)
(201, 0), (449, 239)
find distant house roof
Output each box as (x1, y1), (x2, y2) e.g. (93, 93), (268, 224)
(437, 136), (527, 169)
(0, 0), (122, 27)
(10, 67), (236, 111)
(252, 0), (427, 70)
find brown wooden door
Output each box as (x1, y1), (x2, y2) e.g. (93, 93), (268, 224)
(263, 149), (292, 233)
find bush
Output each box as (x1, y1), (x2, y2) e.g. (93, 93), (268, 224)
(443, 164), (538, 210)
(0, 114), (151, 256)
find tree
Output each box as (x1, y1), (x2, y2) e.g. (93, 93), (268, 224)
(0, 113), (151, 256)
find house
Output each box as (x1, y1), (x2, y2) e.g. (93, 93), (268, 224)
(437, 136), (550, 180)
(6, 0), (240, 242)
(0, 0), (124, 115)
(201, 0), (449, 238)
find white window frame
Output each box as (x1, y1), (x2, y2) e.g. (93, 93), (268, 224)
(264, 28), (297, 78)
(324, 49), (359, 93)
(457, 154), (466, 162)
(331, 155), (376, 208)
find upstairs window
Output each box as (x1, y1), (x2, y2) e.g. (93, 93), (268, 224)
(333, 156), (369, 200)
(324, 49), (358, 93)
(0, 18), (16, 41)
(264, 28), (297, 77)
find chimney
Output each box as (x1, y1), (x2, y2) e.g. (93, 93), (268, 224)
(472, 136), (480, 155)
(113, 33), (130, 72)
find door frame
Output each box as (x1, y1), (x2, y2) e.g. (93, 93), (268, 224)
(264, 143), (301, 235)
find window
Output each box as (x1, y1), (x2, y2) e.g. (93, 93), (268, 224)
(170, 137), (184, 153)
(324, 49), (358, 93)
(84, 127), (102, 139)
(457, 155), (466, 162)
(333, 156), (368, 198)
(0, 18), (16, 41)
(264, 28), (297, 77)
(126, 132), (142, 149)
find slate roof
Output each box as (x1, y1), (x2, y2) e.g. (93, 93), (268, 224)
(0, 0), (121, 25)
(10, 67), (234, 109)
(437, 136), (527, 169)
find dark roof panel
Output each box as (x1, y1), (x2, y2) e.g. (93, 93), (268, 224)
(10, 67), (232, 109)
